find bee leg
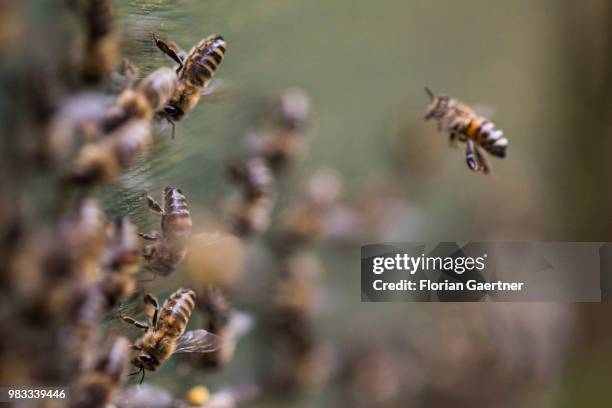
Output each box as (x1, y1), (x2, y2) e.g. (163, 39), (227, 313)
(475, 146), (491, 175)
(144, 293), (160, 327)
(139, 231), (160, 241)
(121, 315), (149, 330)
(152, 33), (185, 71)
(168, 119), (176, 139)
(144, 194), (164, 215)
(140, 369), (146, 384)
(449, 132), (458, 148)
(465, 140), (480, 172)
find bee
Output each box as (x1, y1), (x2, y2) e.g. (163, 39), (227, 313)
(121, 289), (218, 382)
(226, 157), (276, 238)
(141, 187), (192, 276)
(152, 33), (227, 137)
(198, 286), (254, 368)
(66, 68), (178, 185)
(246, 88), (311, 174)
(101, 66), (178, 135)
(70, 0), (119, 83)
(276, 168), (342, 250)
(67, 119), (153, 185)
(424, 88), (508, 174)
(70, 337), (130, 408)
(100, 217), (141, 307)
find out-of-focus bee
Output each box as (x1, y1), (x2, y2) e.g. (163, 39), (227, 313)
(70, 336), (130, 408)
(153, 33), (227, 137)
(47, 199), (107, 285)
(65, 67), (178, 186)
(100, 217), (141, 307)
(66, 119), (152, 185)
(198, 286), (254, 368)
(424, 88), (508, 174)
(276, 168), (342, 250)
(141, 186), (192, 276)
(70, 0), (120, 83)
(226, 157), (276, 238)
(246, 88), (311, 174)
(101, 66), (178, 134)
(121, 288), (219, 382)
(270, 251), (330, 392)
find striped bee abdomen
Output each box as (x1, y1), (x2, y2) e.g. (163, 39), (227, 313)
(158, 288), (196, 338)
(466, 117), (507, 158)
(161, 187), (192, 239)
(184, 34), (226, 88)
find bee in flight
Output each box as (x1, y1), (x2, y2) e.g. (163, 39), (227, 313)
(140, 187), (192, 276)
(121, 288), (218, 383)
(424, 88), (507, 174)
(226, 157), (276, 238)
(152, 33), (227, 137)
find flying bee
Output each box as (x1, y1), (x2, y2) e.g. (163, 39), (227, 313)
(246, 88), (311, 174)
(198, 286), (254, 368)
(70, 337), (130, 408)
(100, 217), (141, 307)
(226, 157), (276, 238)
(70, 0), (120, 83)
(140, 187), (192, 276)
(152, 33), (227, 137)
(121, 288), (219, 382)
(424, 88), (508, 174)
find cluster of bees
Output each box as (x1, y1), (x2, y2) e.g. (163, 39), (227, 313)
(0, 0), (518, 406)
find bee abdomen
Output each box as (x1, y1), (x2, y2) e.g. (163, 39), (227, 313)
(158, 288), (196, 337)
(185, 35), (226, 87)
(477, 121), (507, 158)
(162, 187), (192, 236)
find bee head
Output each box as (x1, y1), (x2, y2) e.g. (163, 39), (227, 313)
(132, 351), (158, 371)
(162, 104), (185, 121)
(424, 88), (448, 120)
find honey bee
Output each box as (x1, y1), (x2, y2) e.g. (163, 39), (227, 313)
(67, 119), (152, 185)
(226, 157), (276, 238)
(121, 289), (219, 382)
(198, 286), (254, 368)
(276, 168), (342, 250)
(424, 88), (508, 174)
(100, 217), (141, 307)
(70, 0), (119, 83)
(70, 336), (130, 408)
(100, 66), (178, 135)
(66, 68), (178, 185)
(152, 33), (227, 137)
(246, 88), (311, 174)
(141, 187), (192, 276)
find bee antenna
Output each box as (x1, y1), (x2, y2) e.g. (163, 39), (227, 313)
(139, 368), (146, 384)
(424, 87), (435, 101)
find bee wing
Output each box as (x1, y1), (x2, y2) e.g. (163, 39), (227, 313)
(174, 329), (220, 354)
(472, 104), (496, 119)
(201, 79), (236, 102)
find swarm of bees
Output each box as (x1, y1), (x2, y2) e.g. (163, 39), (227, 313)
(1, 0), (528, 406)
